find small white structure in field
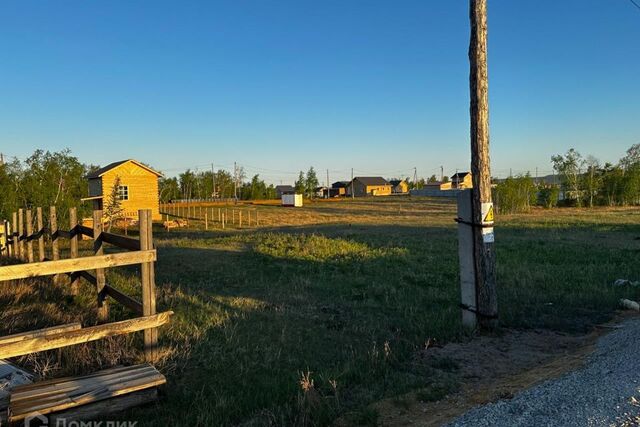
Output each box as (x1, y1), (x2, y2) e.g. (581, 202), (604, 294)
(282, 194), (303, 207)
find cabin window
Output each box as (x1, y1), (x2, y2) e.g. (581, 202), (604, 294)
(117, 185), (129, 201)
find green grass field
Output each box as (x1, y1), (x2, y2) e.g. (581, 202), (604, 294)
(3, 197), (639, 426)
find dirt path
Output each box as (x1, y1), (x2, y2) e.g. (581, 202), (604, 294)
(373, 314), (636, 426)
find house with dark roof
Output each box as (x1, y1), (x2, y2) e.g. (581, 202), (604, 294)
(275, 185), (295, 198)
(330, 181), (350, 197)
(451, 172), (473, 189)
(389, 179), (409, 194)
(86, 159), (163, 220)
(345, 177), (392, 197)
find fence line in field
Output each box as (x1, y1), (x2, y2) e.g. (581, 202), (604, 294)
(159, 204), (261, 230)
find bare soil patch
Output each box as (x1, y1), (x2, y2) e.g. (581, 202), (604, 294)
(372, 315), (635, 427)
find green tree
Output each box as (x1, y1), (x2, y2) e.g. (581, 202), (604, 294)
(159, 177), (181, 203)
(0, 157), (23, 221)
(295, 171), (305, 194)
(538, 185), (560, 208)
(427, 175), (438, 183)
(493, 174), (536, 214)
(599, 163), (624, 206)
(551, 148), (585, 206)
(305, 167), (319, 197)
(583, 155), (602, 207)
(104, 176), (125, 231)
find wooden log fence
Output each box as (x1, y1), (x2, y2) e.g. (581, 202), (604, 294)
(0, 207), (167, 363)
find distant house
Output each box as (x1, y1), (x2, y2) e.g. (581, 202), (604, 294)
(275, 185), (295, 198)
(451, 172), (473, 189)
(389, 179), (409, 194)
(314, 186), (327, 198)
(86, 159), (163, 220)
(425, 181), (452, 191)
(331, 181), (350, 197)
(346, 177), (392, 197)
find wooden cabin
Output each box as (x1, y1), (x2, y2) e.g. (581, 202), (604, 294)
(345, 177), (392, 197)
(389, 179), (409, 194)
(86, 159), (163, 221)
(451, 172), (473, 189)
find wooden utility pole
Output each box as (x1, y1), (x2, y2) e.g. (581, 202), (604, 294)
(351, 168), (354, 199)
(469, 0), (497, 329)
(326, 169), (330, 199)
(233, 161), (238, 202)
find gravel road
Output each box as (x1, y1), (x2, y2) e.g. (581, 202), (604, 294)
(447, 318), (640, 427)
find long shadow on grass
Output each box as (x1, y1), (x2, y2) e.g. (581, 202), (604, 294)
(143, 220), (639, 425)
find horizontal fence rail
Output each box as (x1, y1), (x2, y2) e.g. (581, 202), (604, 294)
(0, 250), (156, 282)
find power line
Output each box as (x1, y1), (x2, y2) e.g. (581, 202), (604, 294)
(628, 0), (640, 12)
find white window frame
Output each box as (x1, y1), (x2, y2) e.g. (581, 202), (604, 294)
(117, 185), (129, 201)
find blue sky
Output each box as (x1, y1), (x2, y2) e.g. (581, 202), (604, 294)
(1, 0), (638, 184)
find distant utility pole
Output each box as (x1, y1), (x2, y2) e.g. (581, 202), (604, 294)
(413, 167), (418, 186)
(0, 153), (4, 166)
(326, 169), (330, 198)
(211, 163), (216, 199)
(234, 161), (238, 202)
(468, 0), (497, 329)
(351, 168), (354, 199)
(440, 165), (444, 182)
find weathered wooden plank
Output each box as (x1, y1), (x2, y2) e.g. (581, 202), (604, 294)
(48, 388), (158, 425)
(0, 250), (156, 282)
(101, 232), (141, 251)
(11, 365), (156, 404)
(77, 225), (94, 238)
(0, 311), (172, 359)
(36, 207), (45, 262)
(140, 210), (158, 362)
(26, 210), (34, 263)
(11, 366), (149, 395)
(10, 364), (165, 421)
(56, 229), (72, 239)
(0, 323), (82, 346)
(11, 374), (165, 420)
(104, 285), (143, 314)
(69, 208), (79, 294)
(93, 210), (108, 321)
(17, 210), (24, 260)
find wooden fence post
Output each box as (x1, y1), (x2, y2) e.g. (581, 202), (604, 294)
(222, 212), (225, 229)
(12, 212), (18, 257)
(26, 209), (34, 263)
(36, 207), (45, 262)
(139, 209), (158, 361)
(93, 210), (108, 321)
(256, 210), (259, 227)
(50, 207), (60, 284)
(1, 220), (7, 256)
(239, 211), (242, 228)
(205, 212), (208, 230)
(69, 208), (79, 295)
(7, 220), (13, 257)
(18, 209), (24, 260)
(4, 220), (11, 257)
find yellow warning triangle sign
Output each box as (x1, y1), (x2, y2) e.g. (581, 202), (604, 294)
(483, 205), (494, 223)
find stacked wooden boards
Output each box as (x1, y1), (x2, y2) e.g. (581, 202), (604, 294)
(0, 359), (34, 425)
(8, 364), (165, 423)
